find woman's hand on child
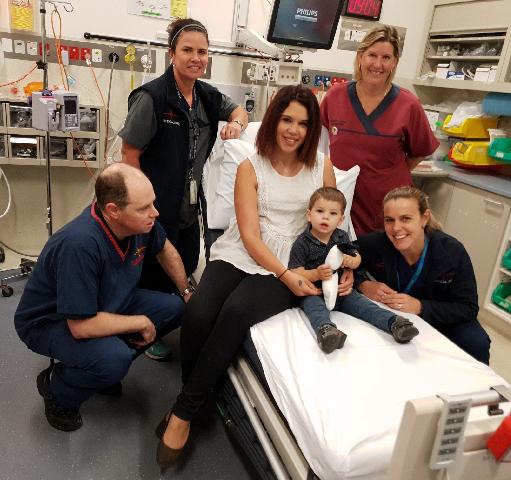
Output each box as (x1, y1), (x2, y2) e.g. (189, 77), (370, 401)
(341, 254), (361, 270)
(316, 264), (333, 280)
(358, 280), (396, 302)
(282, 270), (321, 296)
(381, 293), (422, 315)
(337, 269), (354, 297)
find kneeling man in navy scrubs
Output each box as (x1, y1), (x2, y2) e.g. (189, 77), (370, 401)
(14, 163), (191, 431)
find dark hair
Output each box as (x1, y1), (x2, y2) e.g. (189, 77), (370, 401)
(167, 18), (209, 50)
(95, 166), (129, 211)
(309, 187), (346, 213)
(383, 186), (442, 234)
(255, 85), (321, 169)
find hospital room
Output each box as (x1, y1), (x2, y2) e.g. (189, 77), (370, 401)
(2, 0), (511, 478)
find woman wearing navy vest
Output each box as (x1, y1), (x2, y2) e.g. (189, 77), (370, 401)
(356, 186), (490, 364)
(120, 18), (247, 359)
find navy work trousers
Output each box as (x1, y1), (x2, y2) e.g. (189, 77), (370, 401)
(26, 289), (183, 408)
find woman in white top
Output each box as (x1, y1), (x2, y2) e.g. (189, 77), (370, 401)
(156, 85), (354, 469)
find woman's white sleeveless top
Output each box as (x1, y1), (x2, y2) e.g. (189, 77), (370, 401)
(210, 152), (325, 275)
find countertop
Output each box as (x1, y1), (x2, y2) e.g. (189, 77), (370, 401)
(413, 161), (511, 199)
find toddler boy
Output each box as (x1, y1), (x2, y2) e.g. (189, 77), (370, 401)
(289, 187), (419, 353)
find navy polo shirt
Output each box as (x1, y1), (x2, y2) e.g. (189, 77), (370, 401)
(14, 203), (167, 342)
(289, 225), (353, 286)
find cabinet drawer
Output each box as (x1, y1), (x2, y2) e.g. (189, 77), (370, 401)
(431, 0), (510, 33)
(443, 182), (510, 300)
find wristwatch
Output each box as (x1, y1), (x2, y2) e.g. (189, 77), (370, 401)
(231, 119), (244, 130)
(180, 285), (196, 297)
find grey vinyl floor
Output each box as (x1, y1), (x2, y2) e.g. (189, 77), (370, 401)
(0, 278), (257, 480)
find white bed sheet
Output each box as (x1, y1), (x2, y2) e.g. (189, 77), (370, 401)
(250, 307), (506, 480)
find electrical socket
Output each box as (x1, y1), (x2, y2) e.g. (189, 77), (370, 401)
(108, 52), (120, 63)
(91, 48), (102, 63)
(69, 46), (80, 60)
(314, 75), (325, 87)
(80, 47), (91, 61)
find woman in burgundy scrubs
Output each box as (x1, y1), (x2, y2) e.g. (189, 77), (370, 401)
(320, 26), (439, 236)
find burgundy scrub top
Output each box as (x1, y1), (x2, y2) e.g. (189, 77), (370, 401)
(320, 81), (439, 236)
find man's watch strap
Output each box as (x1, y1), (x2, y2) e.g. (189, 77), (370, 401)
(232, 119), (244, 130)
(180, 285), (196, 297)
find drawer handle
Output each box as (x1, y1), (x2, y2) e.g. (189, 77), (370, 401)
(484, 198), (504, 209)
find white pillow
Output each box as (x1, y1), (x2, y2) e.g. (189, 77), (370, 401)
(334, 165), (360, 238)
(207, 139), (255, 230)
(240, 121), (261, 144)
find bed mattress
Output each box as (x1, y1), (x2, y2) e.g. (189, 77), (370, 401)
(250, 307), (506, 480)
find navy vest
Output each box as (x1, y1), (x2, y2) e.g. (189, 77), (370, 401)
(130, 66), (222, 227)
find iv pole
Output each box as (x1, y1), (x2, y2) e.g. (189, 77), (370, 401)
(38, 0), (73, 236)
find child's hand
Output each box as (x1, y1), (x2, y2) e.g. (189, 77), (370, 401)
(317, 264), (333, 280)
(342, 253), (361, 269)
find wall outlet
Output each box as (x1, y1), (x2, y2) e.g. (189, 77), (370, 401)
(26, 41), (37, 55)
(80, 47), (91, 61)
(314, 75), (325, 87)
(91, 48), (102, 63)
(69, 46), (79, 60)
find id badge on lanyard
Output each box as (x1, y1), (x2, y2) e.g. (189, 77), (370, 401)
(188, 169), (198, 205)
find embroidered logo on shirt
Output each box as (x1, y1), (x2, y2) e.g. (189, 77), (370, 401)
(433, 272), (455, 284)
(131, 246), (146, 266)
(163, 111), (180, 126)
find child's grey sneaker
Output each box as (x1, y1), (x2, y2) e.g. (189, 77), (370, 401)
(317, 324), (347, 354)
(391, 316), (419, 344)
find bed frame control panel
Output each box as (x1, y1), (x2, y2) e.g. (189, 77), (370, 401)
(430, 395), (472, 469)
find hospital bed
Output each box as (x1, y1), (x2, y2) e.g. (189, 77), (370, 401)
(203, 123), (511, 480)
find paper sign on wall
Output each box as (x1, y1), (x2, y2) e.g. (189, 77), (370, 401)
(127, 0), (188, 20)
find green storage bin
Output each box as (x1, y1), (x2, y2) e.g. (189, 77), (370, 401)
(503, 246), (511, 270)
(488, 138), (511, 163)
(492, 282), (511, 313)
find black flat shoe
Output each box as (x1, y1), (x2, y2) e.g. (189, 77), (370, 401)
(155, 413), (170, 439)
(155, 414), (190, 472)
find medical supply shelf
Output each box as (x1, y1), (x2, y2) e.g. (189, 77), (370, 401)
(485, 213), (511, 326)
(0, 97), (104, 169)
(420, 159), (511, 335)
(416, 0), (511, 94)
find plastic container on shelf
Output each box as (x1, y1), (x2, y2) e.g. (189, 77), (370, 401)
(442, 115), (499, 139)
(488, 138), (511, 163)
(503, 246), (511, 270)
(491, 282), (511, 313)
(448, 140), (505, 170)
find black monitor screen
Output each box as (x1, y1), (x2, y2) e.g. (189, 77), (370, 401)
(267, 0), (344, 50)
(64, 98), (77, 115)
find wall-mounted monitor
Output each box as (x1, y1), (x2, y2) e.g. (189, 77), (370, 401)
(266, 0), (345, 51)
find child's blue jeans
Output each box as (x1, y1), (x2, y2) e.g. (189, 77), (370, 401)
(301, 290), (395, 334)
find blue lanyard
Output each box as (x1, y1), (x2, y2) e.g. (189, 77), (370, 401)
(397, 236), (429, 294)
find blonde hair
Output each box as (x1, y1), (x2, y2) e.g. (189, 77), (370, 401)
(353, 25), (401, 83)
(383, 186), (442, 235)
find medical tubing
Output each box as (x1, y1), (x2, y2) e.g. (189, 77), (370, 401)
(0, 167), (12, 219)
(0, 240), (38, 258)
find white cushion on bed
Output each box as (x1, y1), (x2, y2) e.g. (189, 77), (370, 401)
(250, 306), (506, 480)
(203, 122), (358, 234)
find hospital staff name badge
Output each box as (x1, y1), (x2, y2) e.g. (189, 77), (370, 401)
(331, 126), (338, 135)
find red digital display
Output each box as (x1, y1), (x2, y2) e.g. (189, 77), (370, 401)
(343, 0), (383, 20)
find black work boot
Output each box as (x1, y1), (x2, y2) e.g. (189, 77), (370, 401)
(391, 316), (419, 344)
(36, 363), (83, 431)
(317, 324), (347, 354)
